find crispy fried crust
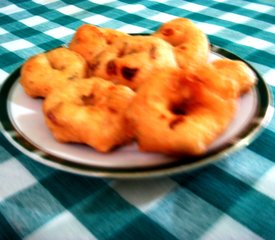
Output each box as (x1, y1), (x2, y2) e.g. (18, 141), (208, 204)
(43, 77), (135, 152)
(89, 35), (178, 90)
(153, 18), (210, 72)
(69, 24), (128, 65)
(211, 59), (256, 95)
(20, 18), (257, 155)
(126, 69), (237, 155)
(20, 47), (89, 98)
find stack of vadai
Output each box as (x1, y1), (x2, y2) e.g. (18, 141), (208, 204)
(19, 18), (257, 155)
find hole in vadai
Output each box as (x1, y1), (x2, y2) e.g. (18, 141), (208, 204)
(169, 101), (188, 115)
(121, 67), (139, 81)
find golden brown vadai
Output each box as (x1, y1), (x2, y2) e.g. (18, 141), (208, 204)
(43, 77), (135, 152)
(20, 47), (88, 98)
(89, 35), (178, 90)
(126, 69), (237, 155)
(21, 18), (257, 156)
(211, 59), (256, 95)
(153, 18), (209, 72)
(69, 24), (128, 66)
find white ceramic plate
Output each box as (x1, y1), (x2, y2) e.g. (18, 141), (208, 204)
(0, 45), (272, 178)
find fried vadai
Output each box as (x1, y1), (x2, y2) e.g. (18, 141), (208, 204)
(20, 47), (88, 98)
(153, 18), (209, 72)
(21, 18), (257, 156)
(89, 35), (178, 90)
(69, 24), (128, 66)
(211, 59), (256, 95)
(126, 69), (237, 155)
(43, 77), (135, 152)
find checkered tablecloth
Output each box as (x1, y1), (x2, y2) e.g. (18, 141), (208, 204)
(0, 0), (275, 239)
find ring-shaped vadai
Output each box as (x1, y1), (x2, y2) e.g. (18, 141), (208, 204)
(153, 18), (209, 72)
(43, 77), (135, 153)
(69, 24), (128, 66)
(126, 70), (237, 155)
(89, 35), (178, 90)
(211, 59), (256, 95)
(180, 59), (256, 100)
(188, 61), (239, 100)
(20, 47), (89, 98)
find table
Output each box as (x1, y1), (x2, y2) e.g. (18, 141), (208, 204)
(0, 0), (274, 239)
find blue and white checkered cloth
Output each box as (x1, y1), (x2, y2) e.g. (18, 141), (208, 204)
(0, 0), (275, 239)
